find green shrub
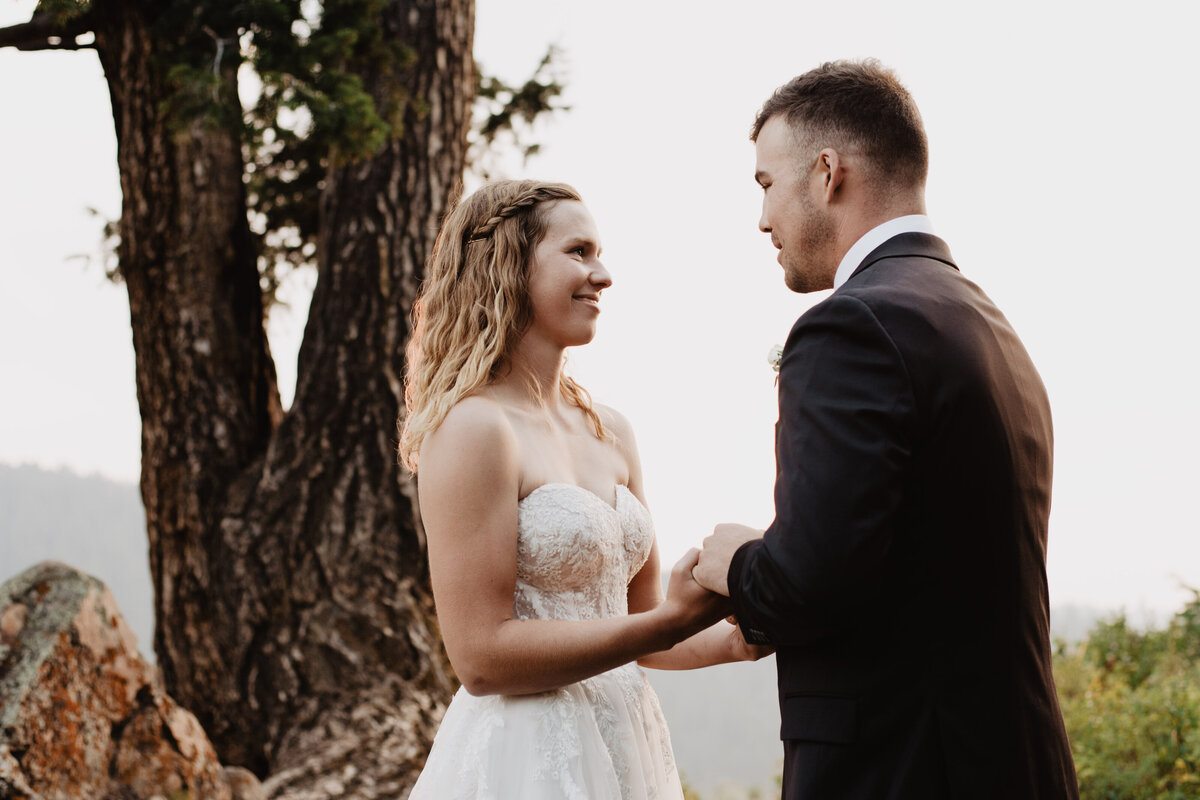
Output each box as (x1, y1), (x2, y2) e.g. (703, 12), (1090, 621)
(1056, 590), (1200, 799)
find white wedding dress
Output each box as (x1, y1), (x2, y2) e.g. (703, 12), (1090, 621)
(408, 482), (683, 800)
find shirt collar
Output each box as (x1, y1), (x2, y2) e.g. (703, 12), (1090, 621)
(833, 214), (935, 290)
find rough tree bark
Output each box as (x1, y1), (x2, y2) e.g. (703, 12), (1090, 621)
(1, 0), (472, 796)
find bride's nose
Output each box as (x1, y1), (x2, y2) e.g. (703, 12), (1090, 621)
(589, 261), (612, 290)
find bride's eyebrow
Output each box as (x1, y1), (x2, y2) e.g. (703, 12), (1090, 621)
(565, 236), (600, 253)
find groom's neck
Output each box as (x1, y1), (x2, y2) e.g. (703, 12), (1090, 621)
(833, 189), (927, 263)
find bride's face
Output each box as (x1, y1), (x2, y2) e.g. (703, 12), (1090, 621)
(524, 200), (612, 349)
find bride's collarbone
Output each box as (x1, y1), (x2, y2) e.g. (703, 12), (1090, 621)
(503, 402), (593, 437)
(511, 420), (609, 461)
(503, 408), (628, 498)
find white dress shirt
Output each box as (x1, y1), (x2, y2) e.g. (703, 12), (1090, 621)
(832, 215), (935, 290)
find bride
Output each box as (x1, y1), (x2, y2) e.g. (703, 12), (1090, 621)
(399, 179), (768, 799)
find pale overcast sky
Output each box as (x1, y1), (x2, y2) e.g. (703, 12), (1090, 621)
(2, 0), (1198, 617)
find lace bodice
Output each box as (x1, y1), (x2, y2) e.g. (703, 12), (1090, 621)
(514, 483), (654, 622)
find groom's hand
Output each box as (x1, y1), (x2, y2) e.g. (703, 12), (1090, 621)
(693, 523), (763, 596)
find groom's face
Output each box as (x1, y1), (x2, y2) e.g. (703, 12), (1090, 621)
(754, 116), (837, 293)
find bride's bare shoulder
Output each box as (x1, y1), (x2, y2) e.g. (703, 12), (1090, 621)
(594, 402), (636, 443)
(441, 393), (510, 427)
(421, 395), (519, 479)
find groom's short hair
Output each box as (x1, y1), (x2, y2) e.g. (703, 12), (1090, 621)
(753, 59), (929, 190)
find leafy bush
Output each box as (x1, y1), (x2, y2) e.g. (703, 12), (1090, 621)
(1056, 590), (1200, 799)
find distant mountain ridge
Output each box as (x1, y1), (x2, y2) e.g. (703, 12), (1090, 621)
(0, 463), (153, 657)
(0, 463), (1113, 799)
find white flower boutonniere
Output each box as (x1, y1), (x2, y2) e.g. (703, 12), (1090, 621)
(767, 344), (783, 374)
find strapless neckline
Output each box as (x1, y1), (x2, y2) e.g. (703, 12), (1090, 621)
(520, 481), (636, 513)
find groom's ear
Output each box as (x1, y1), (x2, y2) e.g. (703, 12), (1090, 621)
(819, 148), (844, 203)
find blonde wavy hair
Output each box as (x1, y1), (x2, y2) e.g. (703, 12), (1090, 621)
(399, 180), (608, 472)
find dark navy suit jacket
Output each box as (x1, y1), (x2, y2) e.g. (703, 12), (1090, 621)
(728, 233), (1078, 799)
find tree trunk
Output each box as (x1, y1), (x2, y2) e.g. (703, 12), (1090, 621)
(81, 0), (473, 795)
(88, 0), (279, 772)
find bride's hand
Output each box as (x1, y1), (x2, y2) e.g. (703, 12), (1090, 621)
(661, 548), (732, 637)
(725, 617), (774, 662)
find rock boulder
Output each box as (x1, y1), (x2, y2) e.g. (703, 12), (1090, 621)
(0, 561), (260, 800)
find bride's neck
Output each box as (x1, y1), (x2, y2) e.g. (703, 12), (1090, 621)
(492, 341), (565, 410)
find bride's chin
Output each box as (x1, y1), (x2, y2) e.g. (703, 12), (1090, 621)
(564, 326), (598, 348)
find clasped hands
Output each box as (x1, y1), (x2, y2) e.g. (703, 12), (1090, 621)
(686, 522), (763, 596)
(663, 523), (768, 658)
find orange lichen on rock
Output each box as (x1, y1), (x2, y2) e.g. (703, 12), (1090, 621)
(0, 561), (253, 800)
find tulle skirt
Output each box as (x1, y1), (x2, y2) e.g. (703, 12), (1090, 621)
(409, 663), (683, 800)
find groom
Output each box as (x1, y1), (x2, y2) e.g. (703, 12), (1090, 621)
(692, 60), (1079, 798)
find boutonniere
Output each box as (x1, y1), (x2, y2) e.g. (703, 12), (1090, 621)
(767, 344), (783, 383)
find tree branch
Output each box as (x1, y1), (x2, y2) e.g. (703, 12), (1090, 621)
(0, 10), (94, 51)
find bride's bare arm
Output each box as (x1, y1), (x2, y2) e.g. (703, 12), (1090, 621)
(419, 398), (728, 696)
(636, 617), (773, 669)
